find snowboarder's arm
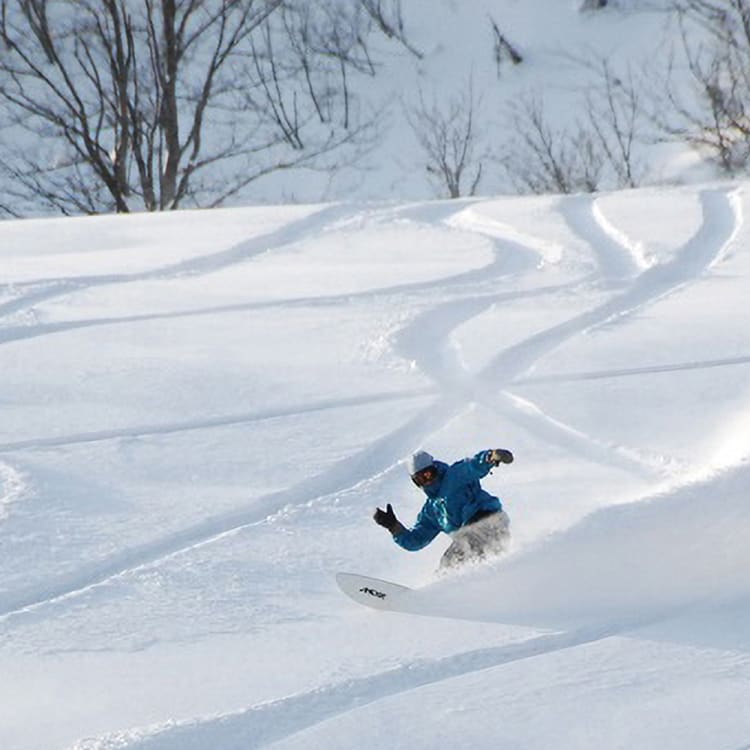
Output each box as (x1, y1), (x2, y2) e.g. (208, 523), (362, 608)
(392, 507), (441, 551)
(456, 449), (513, 481)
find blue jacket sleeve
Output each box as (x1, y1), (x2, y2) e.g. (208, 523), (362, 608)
(453, 450), (494, 482)
(393, 506), (441, 551)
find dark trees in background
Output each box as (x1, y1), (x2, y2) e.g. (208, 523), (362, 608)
(500, 58), (647, 195)
(660, 0), (750, 174)
(0, 0), (393, 216)
(406, 83), (485, 199)
(3, 1), (750, 215)
(501, 96), (604, 194)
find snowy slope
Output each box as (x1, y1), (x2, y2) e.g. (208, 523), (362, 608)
(257, 0), (701, 203)
(0, 2), (716, 213)
(2, 180), (750, 749)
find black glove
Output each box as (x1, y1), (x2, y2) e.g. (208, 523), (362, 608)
(373, 503), (403, 534)
(488, 448), (514, 466)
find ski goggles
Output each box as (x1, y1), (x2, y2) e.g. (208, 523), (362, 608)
(411, 465), (438, 487)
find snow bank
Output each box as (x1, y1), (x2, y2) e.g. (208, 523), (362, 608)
(411, 462), (750, 629)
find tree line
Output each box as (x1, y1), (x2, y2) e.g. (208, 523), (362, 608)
(0, 0), (413, 216)
(0, 0), (748, 216)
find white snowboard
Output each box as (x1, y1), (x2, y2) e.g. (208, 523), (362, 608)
(336, 572), (413, 611)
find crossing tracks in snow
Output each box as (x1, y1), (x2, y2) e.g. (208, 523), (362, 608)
(0, 188), (745, 624)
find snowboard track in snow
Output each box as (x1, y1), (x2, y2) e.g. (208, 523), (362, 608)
(515, 353), (750, 385)
(0, 389), (433, 454)
(73, 623), (635, 750)
(0, 190), (743, 684)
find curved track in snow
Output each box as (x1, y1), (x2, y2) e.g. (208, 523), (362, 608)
(0, 188), (743, 625)
(3, 186), (750, 750)
(72, 625), (621, 750)
(68, 186), (750, 750)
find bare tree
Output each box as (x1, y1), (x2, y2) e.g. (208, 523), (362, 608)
(500, 50), (651, 195)
(501, 96), (604, 194)
(405, 82), (485, 199)
(0, 0), (390, 215)
(584, 58), (648, 188)
(655, 0), (750, 174)
(490, 17), (523, 77)
(358, 0), (422, 59)
(0, 164), (18, 217)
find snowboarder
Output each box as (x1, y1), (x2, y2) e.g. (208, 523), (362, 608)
(373, 449), (514, 569)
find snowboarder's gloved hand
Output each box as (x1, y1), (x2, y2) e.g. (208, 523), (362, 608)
(488, 448), (514, 466)
(373, 503), (405, 535)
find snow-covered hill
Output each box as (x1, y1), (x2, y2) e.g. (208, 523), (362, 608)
(250, 0), (707, 203)
(1, 179), (750, 749)
(0, 0), (718, 215)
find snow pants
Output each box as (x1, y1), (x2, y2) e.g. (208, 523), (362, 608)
(439, 510), (510, 570)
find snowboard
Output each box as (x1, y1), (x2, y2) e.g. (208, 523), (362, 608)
(336, 572), (413, 612)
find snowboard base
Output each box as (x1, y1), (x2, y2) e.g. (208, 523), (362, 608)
(336, 572), (413, 611)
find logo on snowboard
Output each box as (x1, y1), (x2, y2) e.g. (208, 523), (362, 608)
(359, 586), (387, 599)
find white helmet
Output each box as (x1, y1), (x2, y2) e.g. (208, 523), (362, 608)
(407, 450), (435, 476)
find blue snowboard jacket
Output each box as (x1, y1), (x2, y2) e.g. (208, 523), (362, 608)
(393, 450), (503, 552)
